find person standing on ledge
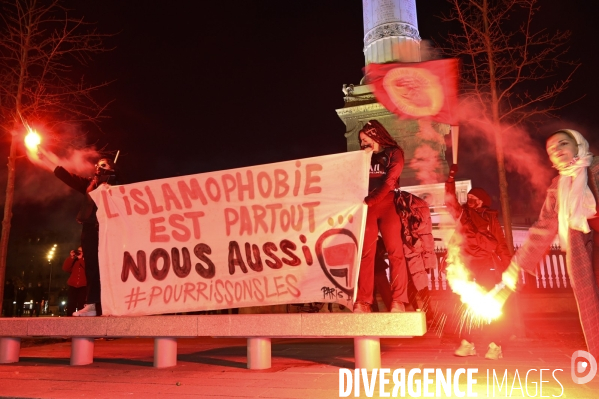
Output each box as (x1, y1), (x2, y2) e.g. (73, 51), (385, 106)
(36, 152), (120, 316)
(444, 165), (512, 360)
(353, 120), (408, 313)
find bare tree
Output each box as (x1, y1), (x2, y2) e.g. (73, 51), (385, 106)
(439, 0), (578, 251)
(0, 0), (112, 310)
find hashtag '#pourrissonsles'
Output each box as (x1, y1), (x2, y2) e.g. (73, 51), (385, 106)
(124, 287), (147, 309)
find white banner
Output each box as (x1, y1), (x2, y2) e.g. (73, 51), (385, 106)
(90, 151), (370, 316)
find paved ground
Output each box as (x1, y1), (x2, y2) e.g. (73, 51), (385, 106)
(1, 315), (598, 398)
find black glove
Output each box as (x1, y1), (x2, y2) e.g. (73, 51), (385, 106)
(447, 164), (458, 182)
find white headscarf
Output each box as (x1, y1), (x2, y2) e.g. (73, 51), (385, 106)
(554, 129), (597, 246)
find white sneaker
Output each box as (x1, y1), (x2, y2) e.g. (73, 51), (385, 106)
(73, 303), (96, 317)
(485, 342), (503, 360)
(455, 339), (476, 357)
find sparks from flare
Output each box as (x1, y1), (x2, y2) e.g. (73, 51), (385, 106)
(21, 112), (42, 155)
(444, 232), (505, 335)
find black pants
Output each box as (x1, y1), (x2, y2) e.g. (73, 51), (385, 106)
(67, 286), (87, 316)
(81, 223), (101, 308)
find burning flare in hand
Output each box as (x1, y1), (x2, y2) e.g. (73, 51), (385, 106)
(25, 130), (41, 151)
(22, 123), (57, 172)
(444, 234), (510, 332)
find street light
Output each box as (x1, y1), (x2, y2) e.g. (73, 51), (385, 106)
(47, 244), (57, 315)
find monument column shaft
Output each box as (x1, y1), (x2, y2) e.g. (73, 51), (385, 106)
(362, 0), (420, 64)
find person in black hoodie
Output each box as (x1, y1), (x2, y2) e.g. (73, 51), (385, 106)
(38, 154), (120, 316)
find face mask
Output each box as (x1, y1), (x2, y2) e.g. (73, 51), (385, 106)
(96, 168), (114, 176)
(467, 198), (479, 208)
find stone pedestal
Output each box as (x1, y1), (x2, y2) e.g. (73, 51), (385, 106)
(336, 96), (450, 186)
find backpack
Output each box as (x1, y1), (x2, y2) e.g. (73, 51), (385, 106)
(394, 191), (437, 291)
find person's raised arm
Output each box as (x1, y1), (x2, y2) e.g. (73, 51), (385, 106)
(444, 164), (462, 220)
(62, 251), (77, 273)
(34, 146), (58, 172)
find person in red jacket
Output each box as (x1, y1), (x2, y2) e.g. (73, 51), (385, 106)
(353, 120), (408, 313)
(444, 164), (512, 359)
(62, 248), (87, 317)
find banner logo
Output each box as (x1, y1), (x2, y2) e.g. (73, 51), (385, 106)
(315, 228), (358, 296)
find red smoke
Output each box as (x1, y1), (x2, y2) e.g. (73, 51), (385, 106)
(409, 119), (445, 185)
(458, 99), (554, 192)
(410, 144), (442, 185)
(11, 126), (101, 204)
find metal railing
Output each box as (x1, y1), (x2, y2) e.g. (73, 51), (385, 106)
(430, 245), (570, 292)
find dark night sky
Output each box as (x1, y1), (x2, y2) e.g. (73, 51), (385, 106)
(3, 0), (599, 277)
(71, 0), (598, 180)
(58, 0), (599, 181)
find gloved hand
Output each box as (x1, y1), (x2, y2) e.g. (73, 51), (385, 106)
(501, 261), (520, 291)
(447, 164), (458, 182)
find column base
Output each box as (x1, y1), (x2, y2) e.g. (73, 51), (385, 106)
(354, 337), (381, 370)
(71, 337), (94, 366)
(0, 337), (21, 364)
(154, 337), (177, 368)
(247, 337), (271, 369)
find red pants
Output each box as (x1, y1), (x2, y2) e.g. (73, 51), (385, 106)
(357, 192), (408, 305)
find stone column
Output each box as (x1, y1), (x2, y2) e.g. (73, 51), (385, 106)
(363, 0), (420, 64)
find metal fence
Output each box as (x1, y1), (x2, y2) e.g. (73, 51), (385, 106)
(430, 245), (570, 292)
